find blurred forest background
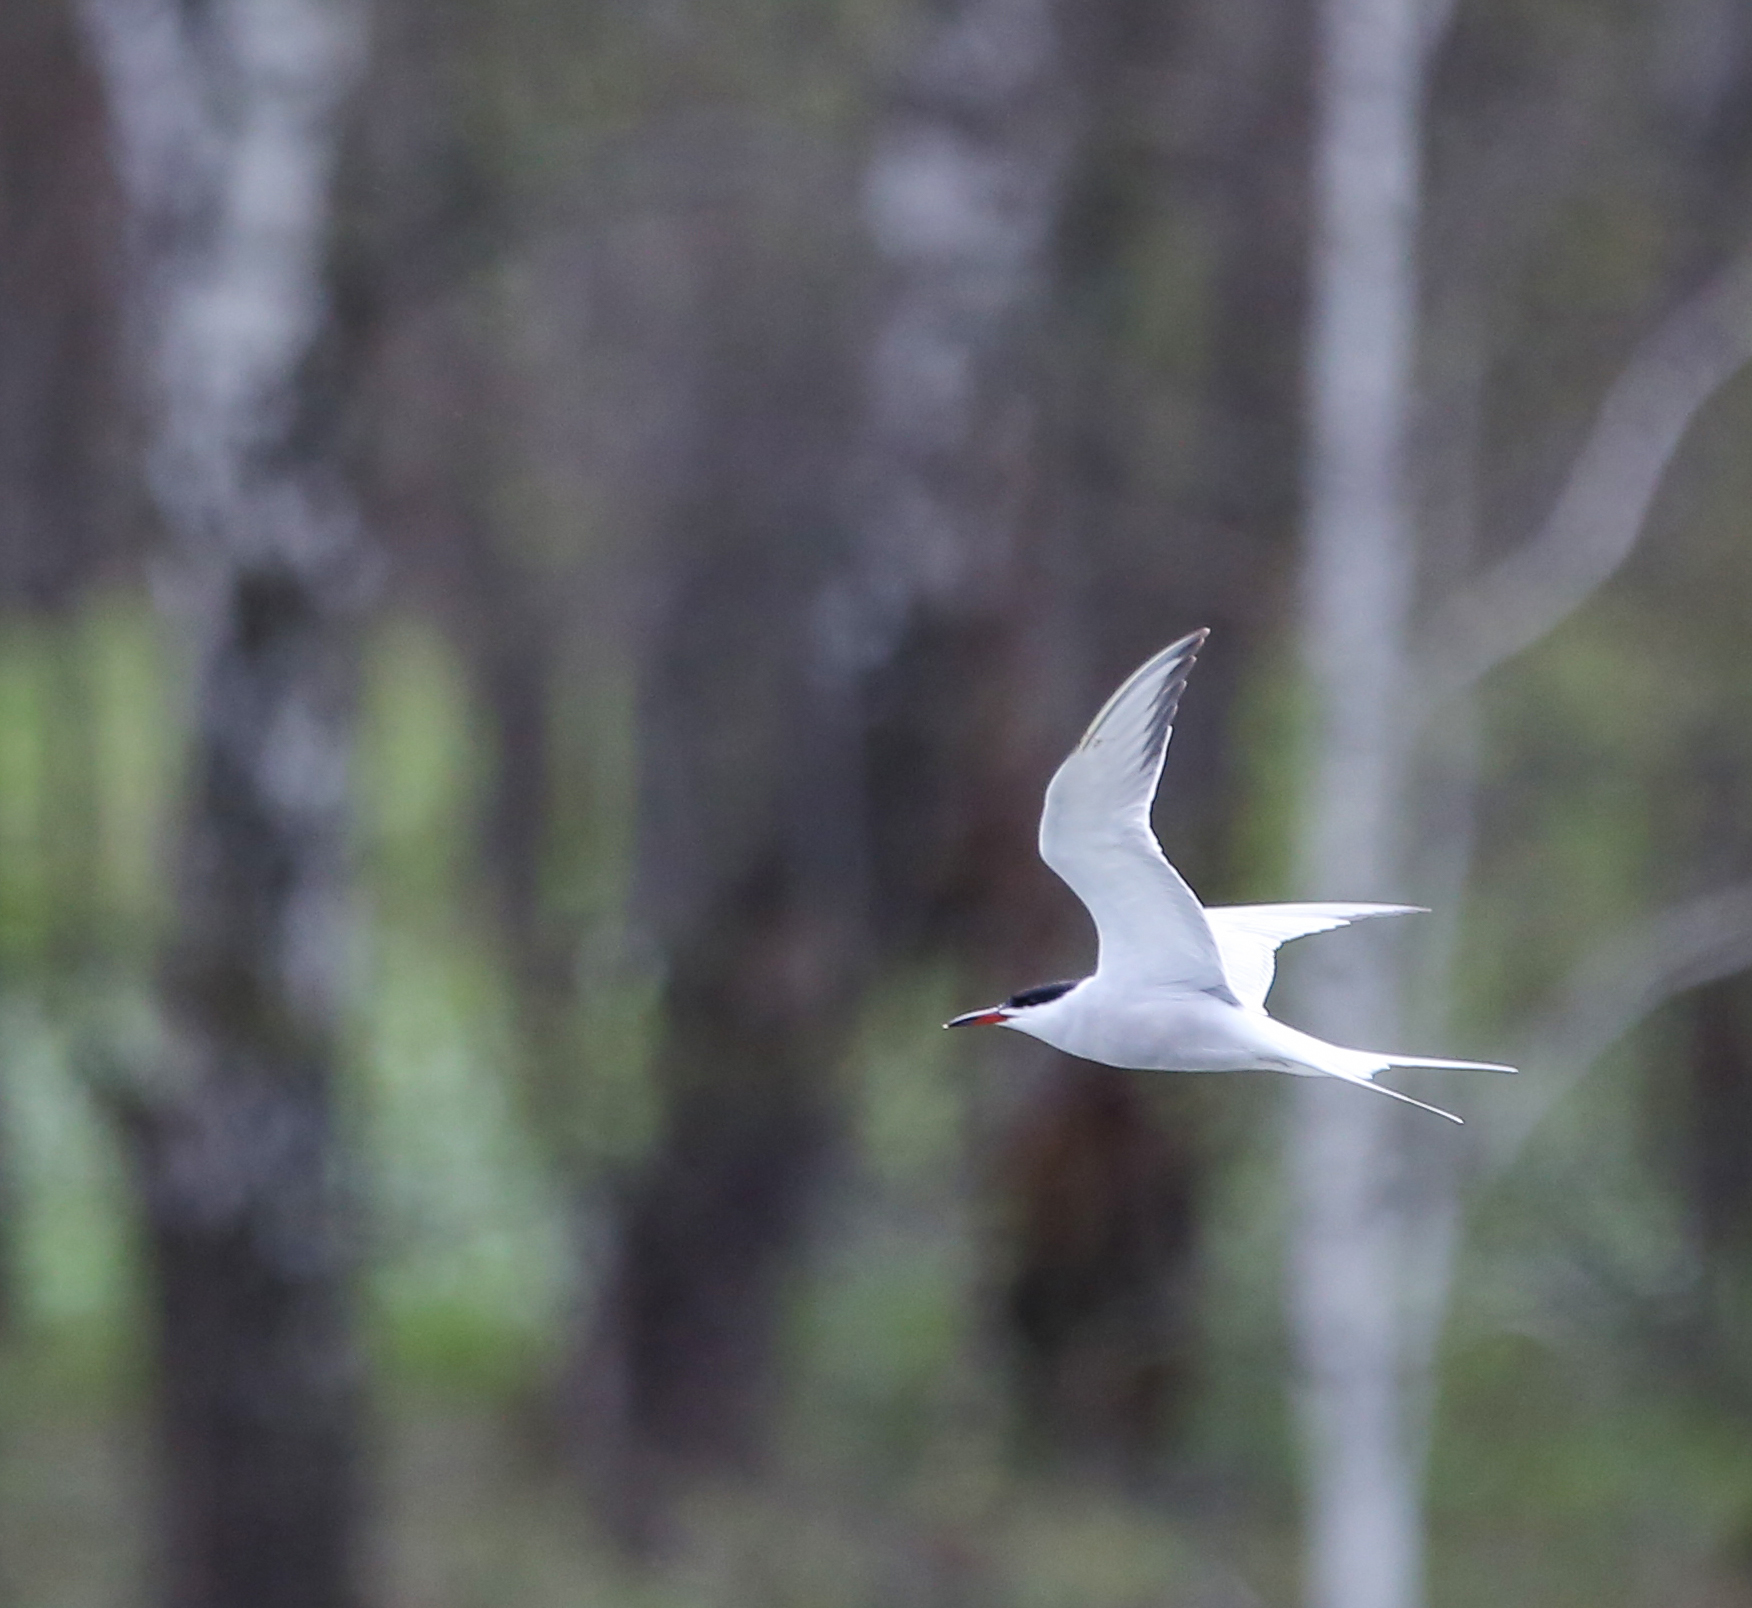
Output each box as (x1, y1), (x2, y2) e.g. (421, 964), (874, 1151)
(6, 0), (1752, 1604)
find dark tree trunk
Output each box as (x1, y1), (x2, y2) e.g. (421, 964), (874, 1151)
(1000, 1069), (1199, 1475)
(594, 861), (848, 1466)
(129, 1067), (358, 1608)
(0, 0), (126, 603)
(573, 154), (868, 1544)
(114, 564), (364, 1608)
(1688, 975), (1752, 1261)
(581, 676), (863, 1547)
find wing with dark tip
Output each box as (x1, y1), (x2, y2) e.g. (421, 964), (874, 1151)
(1038, 630), (1229, 993)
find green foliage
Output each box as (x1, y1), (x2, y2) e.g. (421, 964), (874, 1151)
(352, 920), (572, 1394)
(782, 967), (982, 1475)
(353, 615), (578, 1389)
(0, 1000), (140, 1378)
(357, 614), (488, 909)
(0, 626), (54, 966)
(1223, 645), (1311, 904)
(0, 599), (175, 973)
(540, 649), (662, 1171)
(79, 597), (177, 950)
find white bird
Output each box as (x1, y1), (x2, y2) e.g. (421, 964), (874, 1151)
(946, 629), (1514, 1122)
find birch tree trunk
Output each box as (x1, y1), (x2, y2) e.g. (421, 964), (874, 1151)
(1289, 8), (1752, 1594)
(79, 1), (368, 1604)
(825, 0), (1088, 1005)
(844, 0), (1237, 1476)
(1289, 0), (1430, 1605)
(839, 0), (1188, 1471)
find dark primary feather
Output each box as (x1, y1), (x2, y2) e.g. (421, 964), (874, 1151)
(1076, 628), (1207, 774)
(1138, 649), (1197, 776)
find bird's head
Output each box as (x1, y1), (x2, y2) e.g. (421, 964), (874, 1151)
(945, 978), (1080, 1031)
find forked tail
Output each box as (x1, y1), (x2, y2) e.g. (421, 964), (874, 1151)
(1306, 1046), (1517, 1126)
(1259, 1018), (1516, 1124)
(1342, 1077), (1463, 1124)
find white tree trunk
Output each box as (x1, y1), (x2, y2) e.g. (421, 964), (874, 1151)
(1289, 1), (1752, 1597)
(79, 2), (369, 1603)
(1289, 0), (1429, 1606)
(817, 0), (1079, 678)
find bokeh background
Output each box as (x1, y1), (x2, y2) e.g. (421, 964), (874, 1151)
(6, 0), (1752, 1605)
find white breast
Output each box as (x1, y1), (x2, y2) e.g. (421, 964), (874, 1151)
(1001, 979), (1284, 1073)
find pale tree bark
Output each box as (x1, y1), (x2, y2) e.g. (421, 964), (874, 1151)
(832, 0), (1210, 1473)
(826, 0), (1089, 984)
(828, 0), (1084, 1018)
(1418, 241), (1752, 711)
(1496, 881), (1752, 1172)
(1387, 244), (1752, 1446)
(569, 0), (1111, 1539)
(1288, 1), (1432, 1607)
(77, 1), (369, 1605)
(580, 3), (1105, 1528)
(1292, 0), (1752, 1596)
(822, 0), (1080, 673)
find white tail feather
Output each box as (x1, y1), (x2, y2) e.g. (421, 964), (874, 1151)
(1380, 1053), (1518, 1074)
(1324, 1069), (1464, 1124)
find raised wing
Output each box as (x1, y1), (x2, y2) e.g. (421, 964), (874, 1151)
(1204, 903), (1423, 1012)
(1038, 630), (1229, 994)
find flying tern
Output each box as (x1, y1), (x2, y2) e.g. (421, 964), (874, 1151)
(946, 629), (1514, 1122)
